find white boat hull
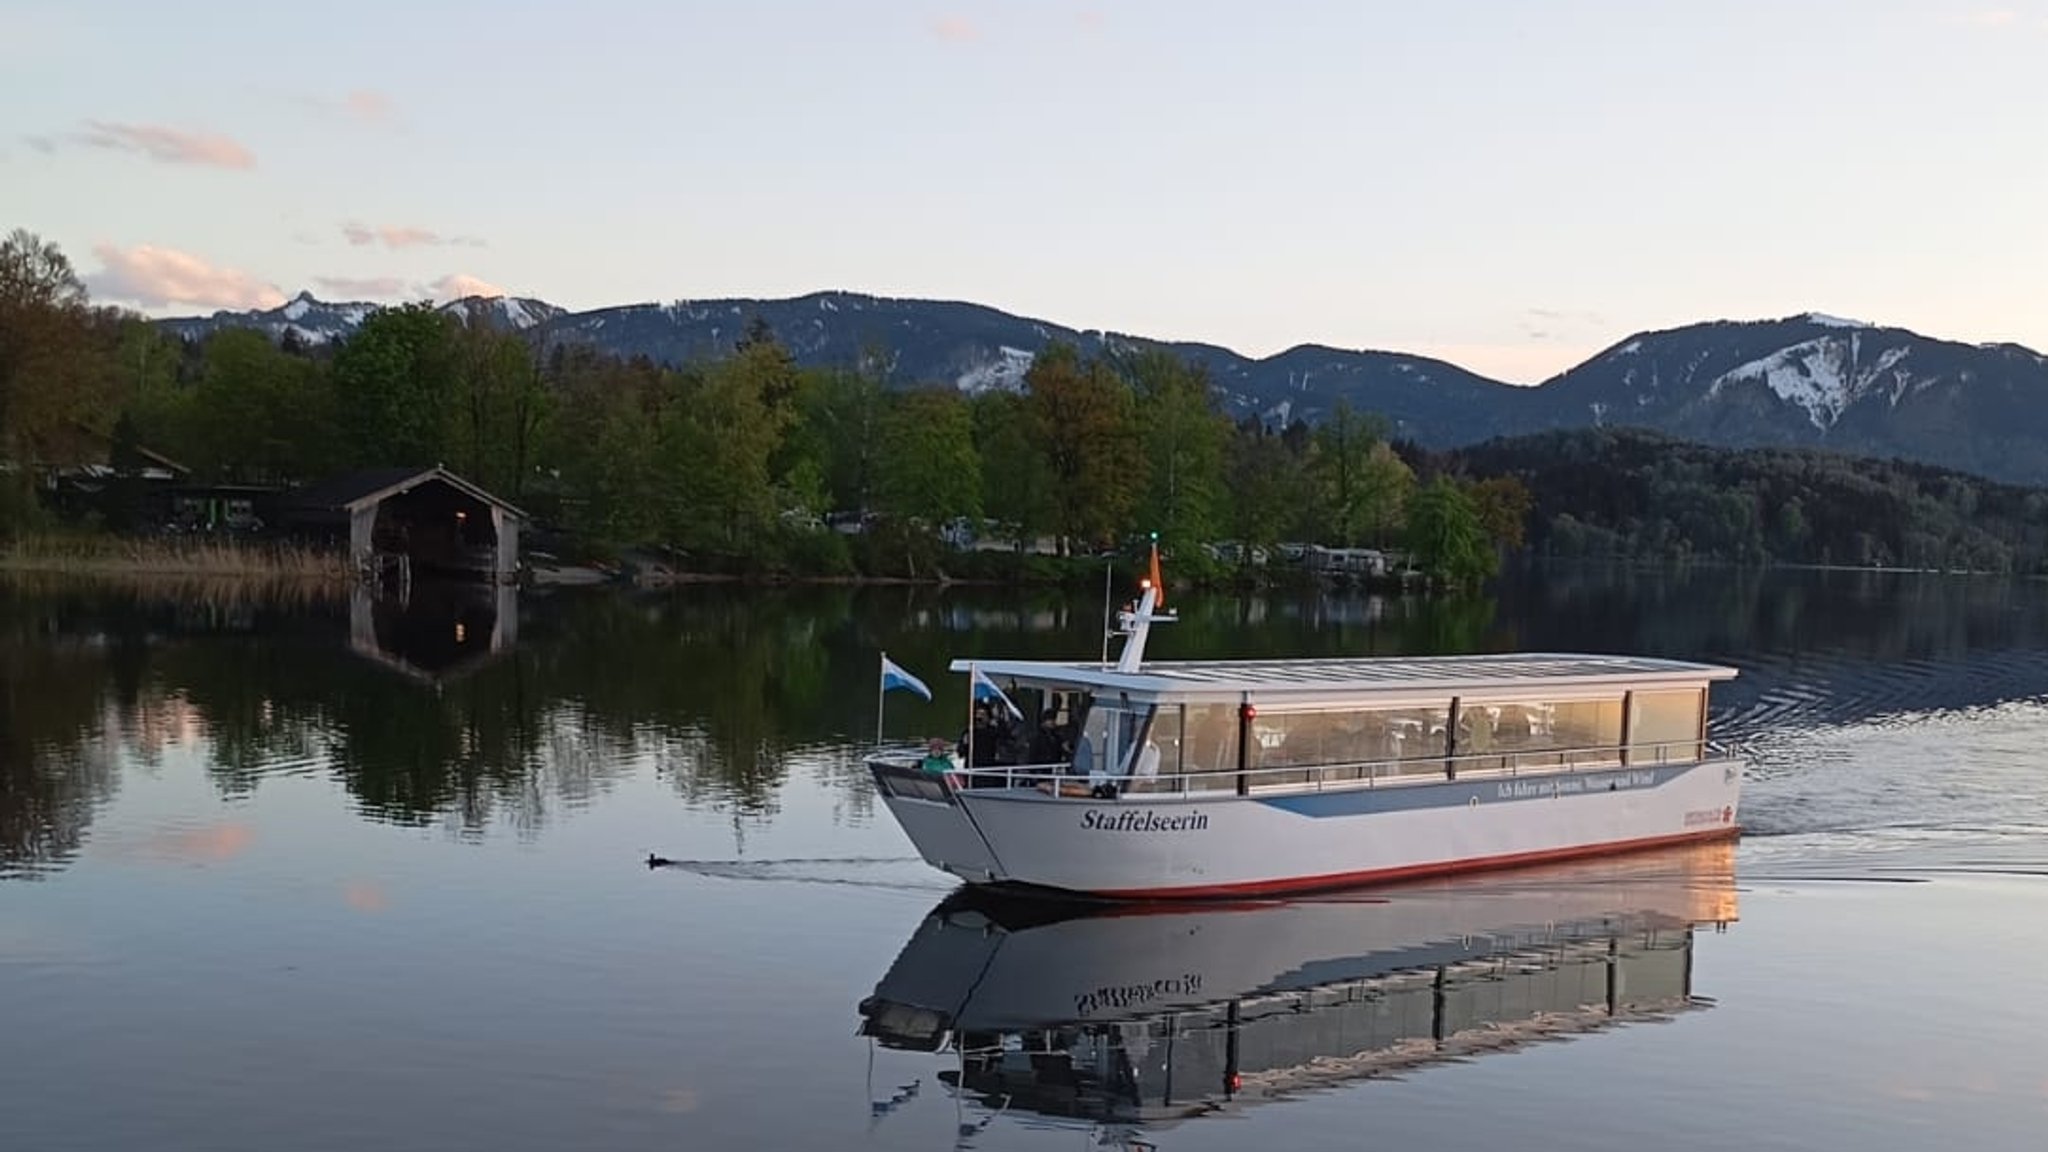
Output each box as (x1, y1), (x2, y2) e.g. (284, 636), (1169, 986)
(875, 757), (1742, 898)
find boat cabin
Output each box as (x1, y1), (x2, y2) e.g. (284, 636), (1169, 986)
(942, 653), (1736, 796)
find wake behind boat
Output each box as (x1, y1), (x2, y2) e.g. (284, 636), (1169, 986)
(868, 550), (1744, 899)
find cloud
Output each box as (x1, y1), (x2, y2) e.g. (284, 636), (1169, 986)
(72, 121), (255, 169)
(340, 222), (484, 250)
(930, 14), (979, 42)
(292, 88), (401, 127)
(343, 90), (396, 125)
(87, 243), (285, 310)
(314, 275), (410, 299)
(427, 273), (505, 301)
(1519, 306), (1607, 340)
(1954, 8), (2048, 29)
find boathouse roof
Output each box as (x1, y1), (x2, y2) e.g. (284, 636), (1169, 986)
(284, 465), (528, 520)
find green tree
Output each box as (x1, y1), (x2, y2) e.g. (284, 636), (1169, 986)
(661, 342), (796, 554)
(1406, 476), (1495, 587)
(1222, 421), (1298, 560)
(330, 303), (459, 468)
(448, 320), (547, 497)
(1129, 349), (1228, 556)
(1467, 474), (1534, 554)
(1356, 440), (1417, 547)
(0, 230), (115, 529)
(971, 389), (1054, 551)
(875, 388), (982, 525)
(182, 328), (330, 484)
(1310, 400), (1390, 545)
(1022, 342), (1142, 554)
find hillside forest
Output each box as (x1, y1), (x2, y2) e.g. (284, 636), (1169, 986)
(5, 227), (2047, 583)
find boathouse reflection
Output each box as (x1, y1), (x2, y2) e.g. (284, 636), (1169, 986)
(348, 580), (519, 689)
(858, 843), (1738, 1138)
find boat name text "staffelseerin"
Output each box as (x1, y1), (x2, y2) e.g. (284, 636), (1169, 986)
(1081, 809), (1209, 833)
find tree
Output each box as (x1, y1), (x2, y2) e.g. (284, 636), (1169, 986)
(874, 388), (982, 526)
(184, 328), (329, 484)
(1406, 476), (1495, 587)
(1022, 342), (1142, 554)
(794, 359), (886, 517)
(448, 320), (547, 497)
(330, 303), (458, 468)
(1129, 349), (1228, 556)
(1310, 399), (1390, 545)
(0, 230), (116, 529)
(1467, 474), (1534, 554)
(1356, 441), (1417, 547)
(1222, 420), (1298, 559)
(660, 341), (796, 554)
(971, 389), (1054, 551)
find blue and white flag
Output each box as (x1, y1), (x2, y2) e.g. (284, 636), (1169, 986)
(879, 654), (932, 701)
(971, 666), (1023, 720)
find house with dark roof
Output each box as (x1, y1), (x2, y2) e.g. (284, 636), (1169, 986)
(267, 465), (525, 584)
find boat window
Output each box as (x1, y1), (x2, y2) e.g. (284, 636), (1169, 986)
(1074, 701), (1157, 783)
(1249, 704), (1452, 777)
(1455, 698), (1624, 768)
(1628, 689), (1704, 764)
(1180, 703), (1240, 783)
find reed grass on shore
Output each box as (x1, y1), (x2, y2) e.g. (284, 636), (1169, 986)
(0, 535), (351, 582)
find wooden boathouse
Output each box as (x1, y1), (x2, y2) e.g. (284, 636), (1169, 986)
(269, 466), (525, 584)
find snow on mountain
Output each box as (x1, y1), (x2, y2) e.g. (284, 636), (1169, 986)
(1707, 335), (1914, 431)
(436, 294), (563, 331)
(955, 346), (1035, 394)
(156, 290), (378, 345)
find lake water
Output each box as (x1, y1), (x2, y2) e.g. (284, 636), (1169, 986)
(4, 564), (2047, 1151)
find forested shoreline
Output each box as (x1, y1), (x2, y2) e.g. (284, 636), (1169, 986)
(6, 226), (2048, 588)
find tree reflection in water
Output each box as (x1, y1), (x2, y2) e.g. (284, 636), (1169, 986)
(14, 562), (2048, 877)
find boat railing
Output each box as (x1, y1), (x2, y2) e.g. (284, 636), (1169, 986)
(912, 736), (1734, 798)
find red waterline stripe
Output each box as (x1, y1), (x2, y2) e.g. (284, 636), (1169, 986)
(1086, 826), (1743, 901)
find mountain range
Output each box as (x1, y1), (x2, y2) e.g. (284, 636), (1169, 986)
(157, 291), (2048, 488)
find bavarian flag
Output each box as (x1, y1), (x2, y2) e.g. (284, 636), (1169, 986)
(879, 654), (932, 701)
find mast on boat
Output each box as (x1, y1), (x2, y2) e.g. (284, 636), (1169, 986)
(1108, 537), (1176, 672)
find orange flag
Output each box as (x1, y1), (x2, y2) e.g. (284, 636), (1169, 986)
(1147, 541), (1166, 608)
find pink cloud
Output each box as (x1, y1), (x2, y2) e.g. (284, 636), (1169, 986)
(1955, 8), (2048, 29)
(343, 90), (396, 125)
(341, 222), (484, 249)
(930, 15), (979, 42)
(86, 243), (285, 310)
(315, 275), (410, 299)
(428, 273), (505, 301)
(75, 121), (255, 169)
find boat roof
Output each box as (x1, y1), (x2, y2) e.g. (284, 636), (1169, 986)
(949, 652), (1737, 704)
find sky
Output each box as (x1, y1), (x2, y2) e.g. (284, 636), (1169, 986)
(4, 0), (2044, 383)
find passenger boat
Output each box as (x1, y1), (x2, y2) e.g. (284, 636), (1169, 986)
(867, 554), (1743, 899)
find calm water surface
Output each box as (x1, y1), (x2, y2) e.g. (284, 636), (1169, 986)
(4, 565), (2047, 1151)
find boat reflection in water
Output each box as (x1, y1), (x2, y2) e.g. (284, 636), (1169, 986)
(858, 841), (1738, 1144)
